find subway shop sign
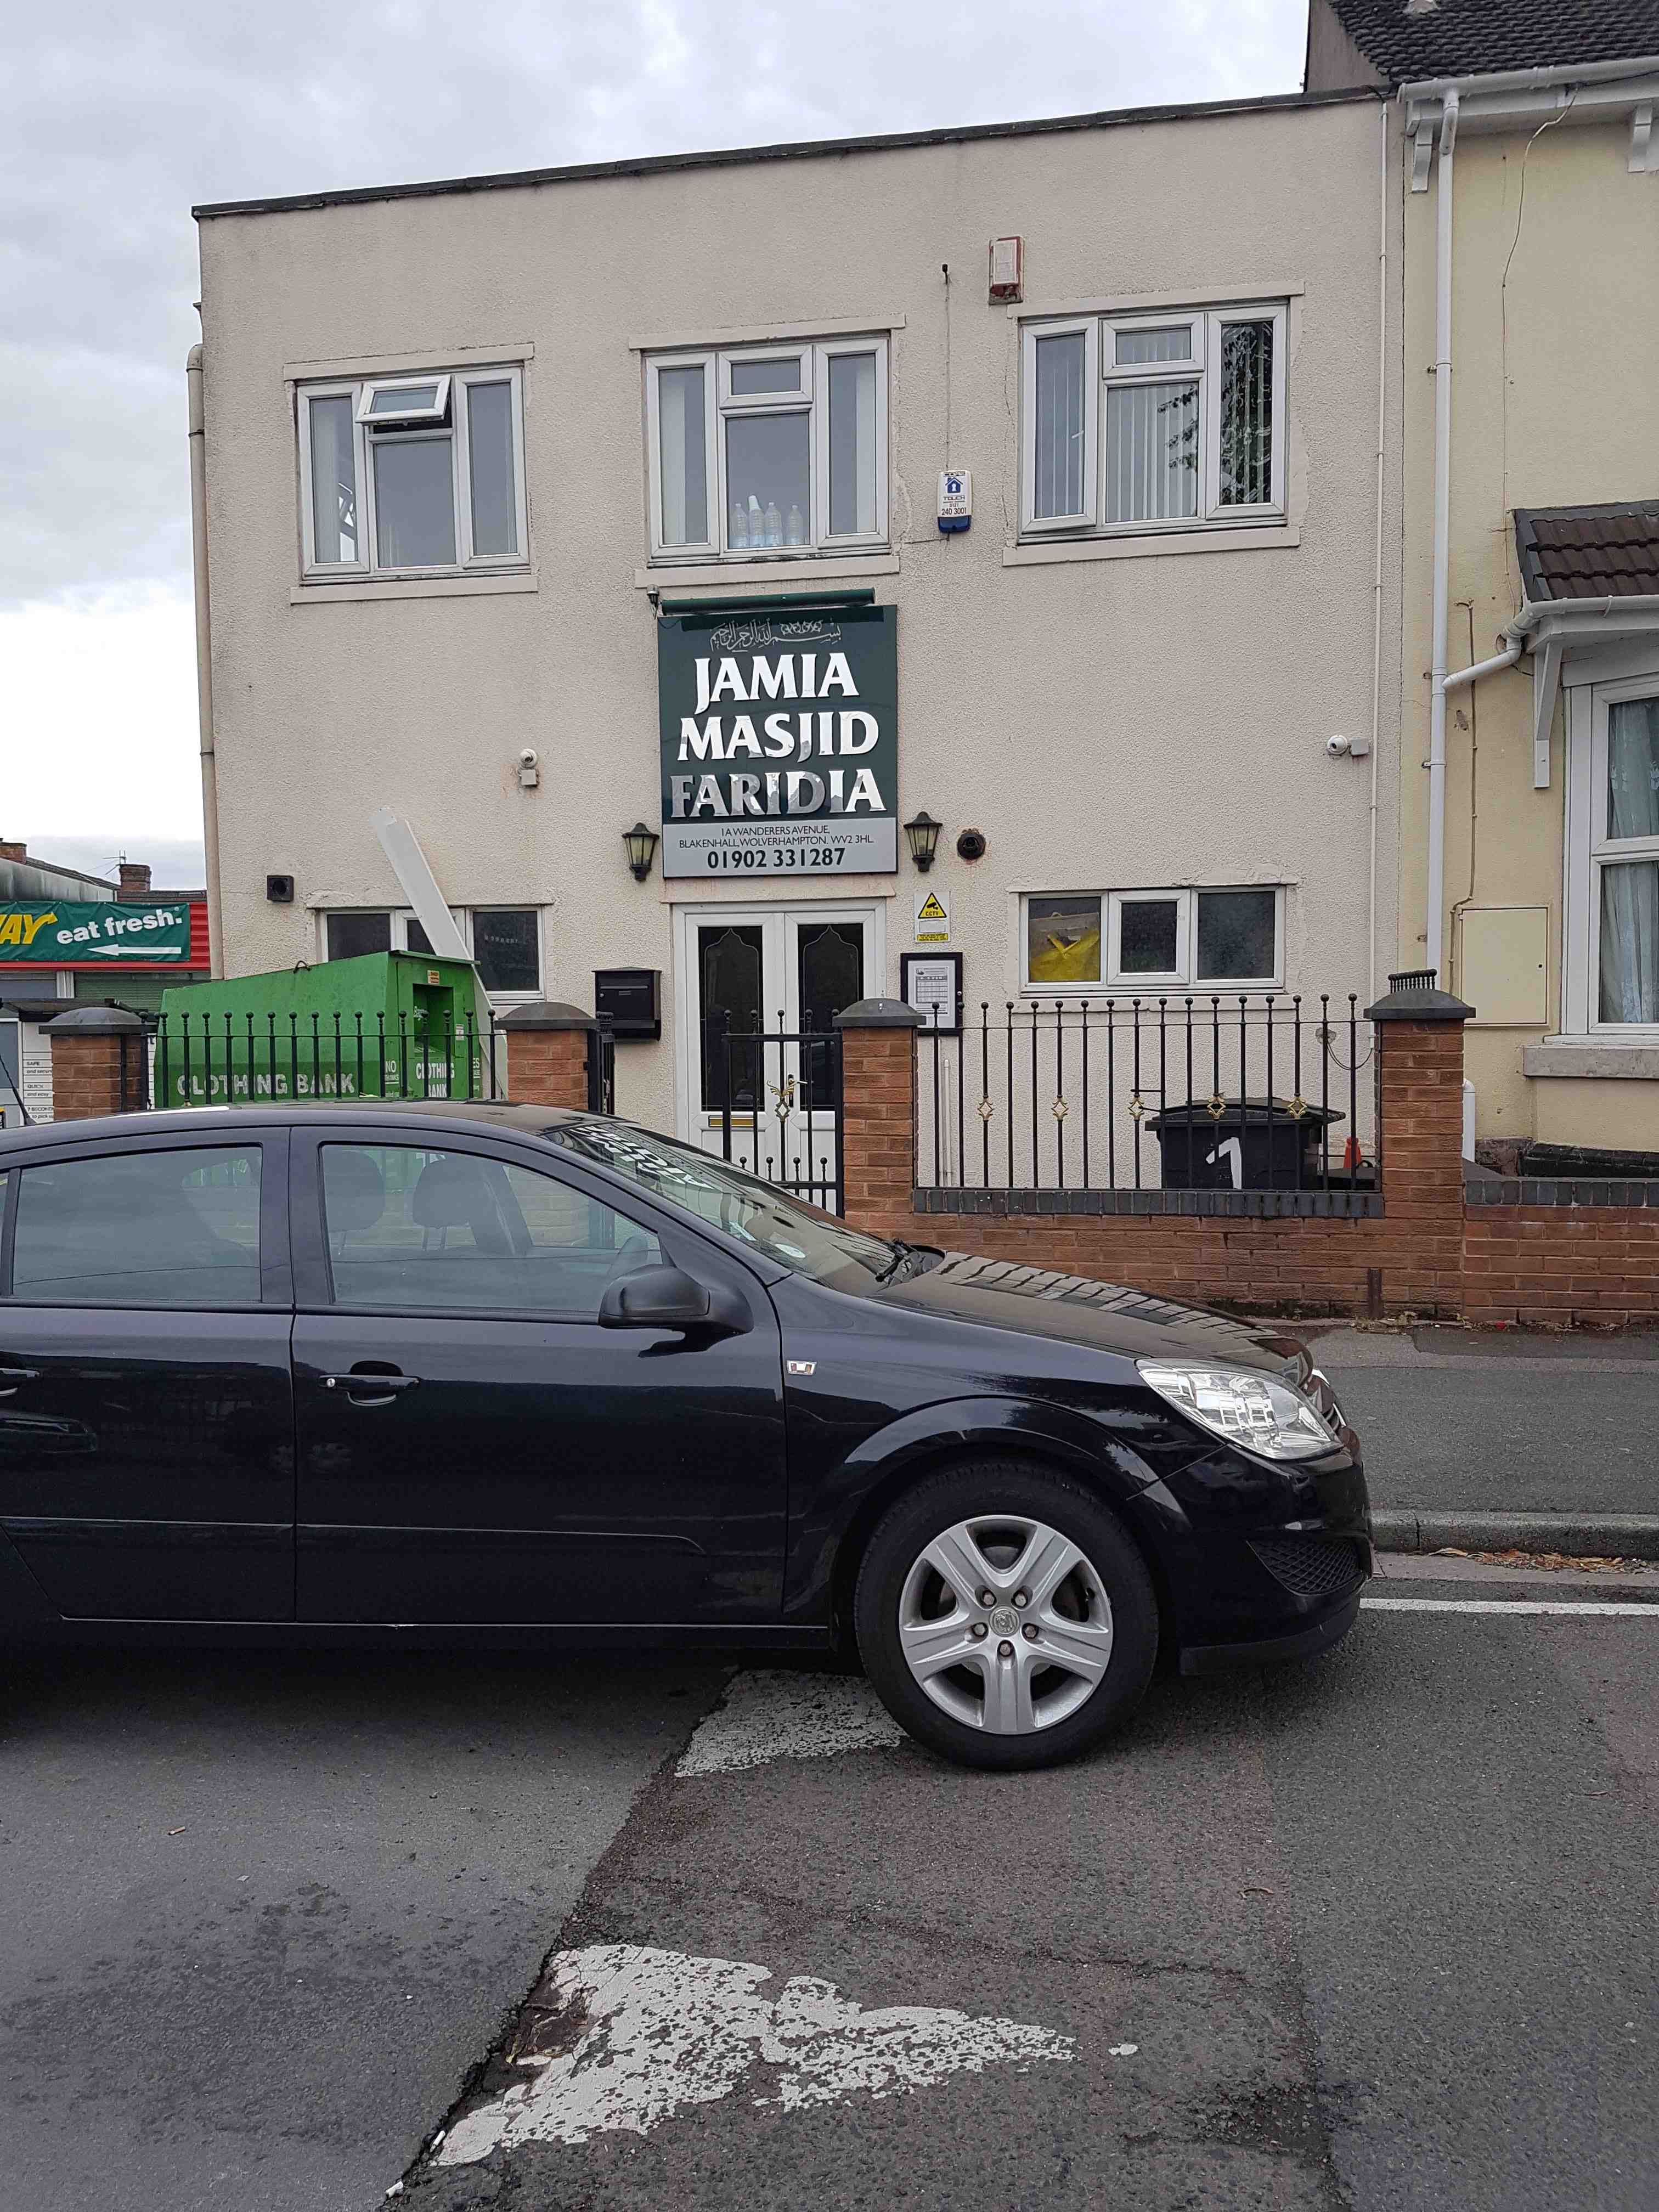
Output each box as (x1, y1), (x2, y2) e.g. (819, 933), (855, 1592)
(657, 605), (897, 877)
(0, 901), (194, 963)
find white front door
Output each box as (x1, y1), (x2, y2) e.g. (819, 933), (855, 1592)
(674, 901), (884, 1204)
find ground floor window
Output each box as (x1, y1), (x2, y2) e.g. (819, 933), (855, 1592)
(321, 907), (542, 999)
(1022, 886), (1282, 992)
(1565, 675), (1659, 1035)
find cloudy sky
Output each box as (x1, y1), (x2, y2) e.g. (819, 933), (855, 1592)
(3, 0), (1306, 883)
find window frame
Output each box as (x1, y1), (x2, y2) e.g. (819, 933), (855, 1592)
(1020, 302), (1288, 540)
(319, 906), (543, 1001)
(297, 364), (528, 584)
(645, 335), (890, 563)
(1564, 670), (1659, 1039)
(1020, 885), (1284, 997)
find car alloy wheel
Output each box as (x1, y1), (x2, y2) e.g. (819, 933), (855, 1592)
(897, 1514), (1114, 1735)
(853, 1459), (1158, 1771)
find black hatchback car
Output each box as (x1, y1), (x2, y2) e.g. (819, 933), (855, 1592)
(0, 1103), (1369, 1769)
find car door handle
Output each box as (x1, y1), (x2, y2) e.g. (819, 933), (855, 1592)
(323, 1372), (420, 1402)
(0, 1366), (38, 1396)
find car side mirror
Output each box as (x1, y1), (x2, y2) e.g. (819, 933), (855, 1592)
(598, 1264), (743, 1337)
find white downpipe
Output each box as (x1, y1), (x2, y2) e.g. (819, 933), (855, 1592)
(1442, 637), (1522, 693)
(1367, 97), (1388, 1002)
(1425, 88), (1458, 980)
(187, 344), (225, 978)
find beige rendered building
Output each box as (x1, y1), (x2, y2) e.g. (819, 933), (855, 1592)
(190, 86), (1403, 1177)
(1311, 1), (1659, 1167)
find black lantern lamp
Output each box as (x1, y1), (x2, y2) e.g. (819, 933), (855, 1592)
(903, 811), (943, 872)
(622, 822), (659, 882)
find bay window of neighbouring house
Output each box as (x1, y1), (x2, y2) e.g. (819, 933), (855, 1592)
(1022, 887), (1283, 992)
(1565, 678), (1659, 1034)
(646, 337), (888, 560)
(1020, 305), (1285, 538)
(297, 368), (527, 580)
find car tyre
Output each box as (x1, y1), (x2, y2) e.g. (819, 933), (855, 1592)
(854, 1459), (1158, 1771)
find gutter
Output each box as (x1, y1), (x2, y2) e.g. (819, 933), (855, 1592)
(187, 344), (225, 979)
(1401, 56), (1659, 101)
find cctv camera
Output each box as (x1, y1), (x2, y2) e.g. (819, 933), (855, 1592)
(1325, 734), (1352, 759)
(518, 747), (539, 768)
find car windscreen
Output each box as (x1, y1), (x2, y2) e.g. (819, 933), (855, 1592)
(541, 1120), (897, 1290)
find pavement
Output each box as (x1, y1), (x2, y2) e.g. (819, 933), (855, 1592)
(1305, 1324), (1659, 1538)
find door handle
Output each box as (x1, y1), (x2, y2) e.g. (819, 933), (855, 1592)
(323, 1372), (420, 1403)
(0, 1366), (38, 1397)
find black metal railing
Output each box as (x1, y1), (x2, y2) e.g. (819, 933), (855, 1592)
(149, 1008), (507, 1110)
(705, 1011), (844, 1212)
(914, 994), (1375, 1195)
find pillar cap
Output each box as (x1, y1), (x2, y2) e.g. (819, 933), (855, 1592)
(1364, 969), (1474, 1023)
(498, 1001), (597, 1032)
(47, 1005), (145, 1035)
(834, 997), (926, 1029)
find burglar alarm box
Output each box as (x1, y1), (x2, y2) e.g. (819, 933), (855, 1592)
(594, 967), (661, 1039)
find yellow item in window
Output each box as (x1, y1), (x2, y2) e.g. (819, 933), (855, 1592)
(1029, 928), (1102, 983)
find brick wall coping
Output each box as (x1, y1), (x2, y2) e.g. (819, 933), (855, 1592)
(913, 1186), (1384, 1220)
(1466, 1173), (1659, 1207)
(1364, 980), (1475, 1023)
(834, 997), (926, 1028)
(46, 1005), (145, 1035)
(497, 1001), (596, 1031)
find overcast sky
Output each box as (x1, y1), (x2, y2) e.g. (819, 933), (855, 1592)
(3, 0), (1306, 882)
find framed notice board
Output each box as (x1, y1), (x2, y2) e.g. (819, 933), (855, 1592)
(901, 951), (962, 1035)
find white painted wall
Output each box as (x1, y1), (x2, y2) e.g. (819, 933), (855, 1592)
(197, 92), (1400, 1142)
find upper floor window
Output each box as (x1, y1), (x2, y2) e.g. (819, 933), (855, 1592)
(297, 366), (527, 580)
(1020, 305), (1286, 539)
(1568, 681), (1659, 1033)
(322, 907), (541, 998)
(646, 337), (888, 562)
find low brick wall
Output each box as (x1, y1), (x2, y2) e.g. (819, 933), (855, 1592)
(836, 995), (1659, 1328)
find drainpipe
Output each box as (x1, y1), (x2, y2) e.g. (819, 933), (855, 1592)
(1425, 87), (1458, 980)
(1367, 95), (1389, 1002)
(187, 343), (225, 978)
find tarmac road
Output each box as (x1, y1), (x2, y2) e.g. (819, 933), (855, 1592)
(388, 1587), (1659, 2212)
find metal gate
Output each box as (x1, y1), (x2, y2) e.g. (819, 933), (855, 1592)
(704, 1012), (844, 1215)
(586, 1020), (617, 1114)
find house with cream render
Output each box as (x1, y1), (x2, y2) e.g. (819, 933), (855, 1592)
(188, 81), (1406, 1177)
(1309, 0), (1659, 1170)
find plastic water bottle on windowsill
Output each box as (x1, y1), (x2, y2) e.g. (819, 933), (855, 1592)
(786, 503), (805, 546)
(730, 501), (749, 550)
(747, 495), (764, 550)
(764, 500), (783, 548)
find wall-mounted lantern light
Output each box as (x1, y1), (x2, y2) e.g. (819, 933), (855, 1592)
(903, 811), (943, 872)
(623, 822), (659, 882)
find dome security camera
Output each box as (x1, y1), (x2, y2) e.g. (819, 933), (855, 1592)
(518, 747), (539, 768)
(517, 746), (541, 790)
(1326, 733), (1352, 759)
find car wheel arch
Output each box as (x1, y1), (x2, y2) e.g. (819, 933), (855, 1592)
(823, 1406), (1173, 1659)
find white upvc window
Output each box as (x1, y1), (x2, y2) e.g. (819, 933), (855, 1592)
(1565, 674), (1659, 1036)
(1020, 303), (1286, 538)
(1022, 886), (1284, 994)
(297, 366), (528, 581)
(646, 336), (889, 561)
(320, 907), (543, 1000)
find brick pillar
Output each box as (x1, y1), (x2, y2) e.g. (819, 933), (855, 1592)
(1364, 972), (1474, 1317)
(833, 997), (924, 1233)
(48, 1006), (148, 1121)
(500, 1002), (598, 1110)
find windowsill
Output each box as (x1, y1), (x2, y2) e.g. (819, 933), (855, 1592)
(290, 571), (537, 605)
(635, 552), (899, 590)
(1005, 523), (1298, 567)
(1522, 1039), (1659, 1079)
(1017, 982), (1284, 1000)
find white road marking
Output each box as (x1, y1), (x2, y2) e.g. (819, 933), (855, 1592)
(435, 1945), (1075, 2163)
(676, 1669), (906, 1775)
(1363, 1596), (1659, 1618)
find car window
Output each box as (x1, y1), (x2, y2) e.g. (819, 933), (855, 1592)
(9, 1147), (262, 1306)
(321, 1143), (662, 1316)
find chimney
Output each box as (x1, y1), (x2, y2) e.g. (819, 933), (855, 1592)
(0, 842), (25, 863)
(118, 861), (152, 897)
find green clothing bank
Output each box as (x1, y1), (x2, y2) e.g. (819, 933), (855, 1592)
(157, 952), (494, 1105)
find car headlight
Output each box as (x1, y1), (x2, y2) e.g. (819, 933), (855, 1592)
(1136, 1359), (1335, 1462)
